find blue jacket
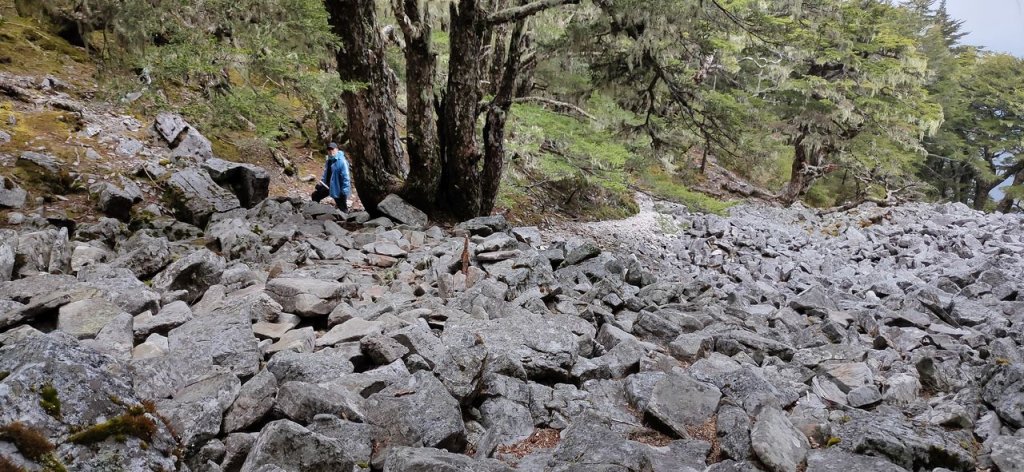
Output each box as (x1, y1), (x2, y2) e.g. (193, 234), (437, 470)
(322, 152), (351, 200)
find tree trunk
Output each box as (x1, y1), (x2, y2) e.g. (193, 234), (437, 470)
(325, 0), (406, 211)
(996, 162), (1024, 213)
(393, 0), (441, 210)
(439, 0), (489, 219)
(973, 179), (995, 210)
(780, 139), (811, 205)
(481, 19), (527, 213)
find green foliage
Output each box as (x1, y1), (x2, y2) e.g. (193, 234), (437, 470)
(638, 166), (736, 215)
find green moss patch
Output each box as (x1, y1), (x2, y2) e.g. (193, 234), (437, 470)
(68, 408), (157, 445)
(637, 166), (736, 215)
(37, 384), (60, 419)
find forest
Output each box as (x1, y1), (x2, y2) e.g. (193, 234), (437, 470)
(12, 0), (1023, 220)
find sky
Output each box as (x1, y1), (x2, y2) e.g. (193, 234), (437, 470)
(944, 0), (1024, 57)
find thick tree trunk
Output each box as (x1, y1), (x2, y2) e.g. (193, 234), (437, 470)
(780, 140), (811, 205)
(325, 0), (406, 211)
(393, 0), (441, 210)
(973, 179), (995, 210)
(440, 0), (489, 219)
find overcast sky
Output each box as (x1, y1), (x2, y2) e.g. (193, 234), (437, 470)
(944, 0), (1024, 56)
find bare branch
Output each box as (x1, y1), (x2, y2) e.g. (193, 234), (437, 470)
(390, 0), (420, 40)
(488, 0), (580, 25)
(513, 96), (598, 121)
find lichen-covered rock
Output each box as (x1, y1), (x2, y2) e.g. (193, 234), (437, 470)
(265, 277), (351, 317)
(164, 168), (240, 227)
(151, 249), (226, 303)
(0, 333), (179, 471)
(240, 420), (356, 472)
(377, 194), (428, 229)
(16, 151), (72, 191)
(365, 371), (466, 451)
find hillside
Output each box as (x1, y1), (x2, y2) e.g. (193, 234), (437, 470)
(1, 1), (1024, 472)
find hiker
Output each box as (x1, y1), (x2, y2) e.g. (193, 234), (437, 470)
(312, 142), (352, 212)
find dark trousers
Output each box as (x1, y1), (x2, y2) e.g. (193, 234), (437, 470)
(312, 184), (347, 212)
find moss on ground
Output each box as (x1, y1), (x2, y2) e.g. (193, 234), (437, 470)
(637, 166), (736, 215)
(0, 3), (91, 80)
(0, 422), (66, 472)
(37, 384), (60, 419)
(68, 408), (157, 445)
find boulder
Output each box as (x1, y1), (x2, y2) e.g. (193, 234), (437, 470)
(0, 333), (179, 471)
(156, 371), (241, 451)
(832, 413), (974, 471)
(990, 435), (1024, 472)
(750, 407), (809, 472)
(377, 194), (429, 229)
(151, 249), (226, 303)
(266, 349), (355, 384)
(981, 364), (1024, 428)
(16, 151), (72, 191)
(164, 168), (241, 227)
(223, 369), (279, 433)
(89, 181), (142, 221)
(133, 300), (193, 340)
(365, 371), (466, 450)
(168, 308), (260, 377)
(265, 277), (350, 317)
(275, 381), (365, 423)
(203, 158), (271, 208)
(455, 215), (510, 236)
(384, 447), (514, 472)
(641, 371), (721, 437)
(56, 298), (127, 339)
(240, 420), (356, 472)
(805, 449), (908, 472)
(154, 112), (214, 161)
(0, 175), (27, 209)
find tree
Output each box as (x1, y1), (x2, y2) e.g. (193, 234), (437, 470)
(324, 0), (580, 220)
(764, 0), (942, 204)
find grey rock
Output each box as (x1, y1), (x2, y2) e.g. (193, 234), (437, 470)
(378, 194), (429, 229)
(805, 449), (908, 472)
(57, 297), (127, 339)
(717, 404), (753, 460)
(750, 406), (809, 472)
(16, 151), (71, 191)
(0, 175), (27, 209)
(168, 307), (260, 377)
(832, 412), (974, 471)
(981, 364), (1024, 428)
(365, 370), (466, 450)
(990, 435), (1024, 472)
(644, 371), (721, 437)
(134, 300), (193, 340)
(266, 349), (354, 384)
(157, 371), (241, 451)
(361, 334), (410, 365)
(265, 277), (350, 317)
(132, 333), (169, 360)
(0, 333), (179, 471)
(455, 215), (510, 236)
(152, 249), (227, 303)
(165, 168), (241, 227)
(318, 318), (384, 347)
(80, 312), (134, 360)
(561, 241), (601, 267)
(384, 447), (514, 472)
(110, 232), (172, 279)
(224, 369), (279, 433)
(307, 415), (375, 466)
(265, 327), (315, 354)
(90, 181), (141, 220)
(203, 158), (270, 208)
(276, 381), (365, 423)
(846, 385), (882, 408)
(240, 420), (356, 472)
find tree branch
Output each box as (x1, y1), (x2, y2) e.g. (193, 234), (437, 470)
(488, 0), (580, 25)
(513, 96), (597, 120)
